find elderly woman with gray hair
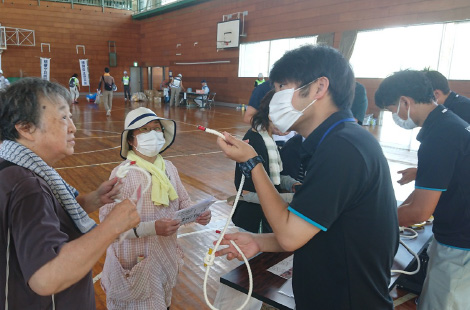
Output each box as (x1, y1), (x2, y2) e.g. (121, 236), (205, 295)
(0, 77), (139, 309)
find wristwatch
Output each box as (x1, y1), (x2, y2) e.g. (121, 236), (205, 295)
(239, 155), (265, 178)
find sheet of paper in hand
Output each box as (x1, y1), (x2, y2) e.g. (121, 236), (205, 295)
(174, 197), (216, 225)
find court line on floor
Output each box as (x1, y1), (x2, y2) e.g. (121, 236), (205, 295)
(393, 293), (417, 306)
(74, 146), (120, 154)
(56, 151), (224, 170)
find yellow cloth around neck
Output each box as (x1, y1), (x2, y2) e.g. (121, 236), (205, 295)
(103, 73), (111, 76)
(127, 151), (178, 207)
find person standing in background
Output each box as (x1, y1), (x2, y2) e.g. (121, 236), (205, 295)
(69, 74), (80, 104)
(254, 73), (265, 88)
(98, 67), (115, 116)
(351, 81), (368, 125)
(122, 71), (131, 102)
(169, 74), (185, 107)
(0, 69), (11, 90)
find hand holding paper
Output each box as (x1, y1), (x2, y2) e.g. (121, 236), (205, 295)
(174, 197), (216, 225)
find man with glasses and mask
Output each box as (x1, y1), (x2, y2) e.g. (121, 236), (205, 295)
(375, 70), (470, 310)
(214, 45), (399, 309)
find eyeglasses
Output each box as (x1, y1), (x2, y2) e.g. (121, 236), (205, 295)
(137, 126), (164, 133)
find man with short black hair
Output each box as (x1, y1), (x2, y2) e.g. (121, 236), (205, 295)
(423, 69), (470, 123)
(397, 70), (470, 185)
(216, 45), (399, 309)
(375, 69), (470, 310)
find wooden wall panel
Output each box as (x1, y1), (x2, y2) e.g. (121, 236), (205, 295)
(0, 0), (140, 90)
(139, 0), (470, 109)
(1, 0), (470, 110)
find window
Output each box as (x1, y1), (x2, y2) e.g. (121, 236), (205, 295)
(239, 36), (317, 78)
(350, 20), (470, 80)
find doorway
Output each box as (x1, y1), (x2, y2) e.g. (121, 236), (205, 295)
(130, 67), (142, 94)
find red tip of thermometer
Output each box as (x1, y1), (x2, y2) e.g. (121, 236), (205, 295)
(197, 125), (206, 131)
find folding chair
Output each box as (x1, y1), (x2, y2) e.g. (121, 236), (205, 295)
(205, 92), (216, 109)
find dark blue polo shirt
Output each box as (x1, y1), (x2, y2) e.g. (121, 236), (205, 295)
(443, 91), (470, 124)
(248, 81), (273, 110)
(415, 104), (470, 249)
(289, 110), (399, 310)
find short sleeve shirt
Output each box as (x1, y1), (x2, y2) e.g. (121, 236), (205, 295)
(415, 105), (470, 248)
(289, 110), (398, 309)
(0, 162), (95, 309)
(248, 81), (273, 110)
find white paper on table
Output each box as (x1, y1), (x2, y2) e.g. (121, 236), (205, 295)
(267, 254), (294, 279)
(278, 278), (294, 298)
(174, 197), (215, 225)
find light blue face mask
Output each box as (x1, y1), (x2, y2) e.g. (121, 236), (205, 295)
(392, 101), (418, 129)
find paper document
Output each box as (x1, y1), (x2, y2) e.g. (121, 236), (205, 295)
(267, 254), (294, 279)
(278, 278), (294, 298)
(174, 197), (215, 225)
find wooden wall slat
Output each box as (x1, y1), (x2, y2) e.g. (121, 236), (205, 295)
(1, 0), (470, 110)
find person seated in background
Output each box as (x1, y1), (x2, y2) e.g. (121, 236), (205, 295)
(194, 80), (210, 108)
(99, 107), (211, 309)
(398, 69), (470, 185)
(351, 81), (368, 125)
(233, 90), (301, 233)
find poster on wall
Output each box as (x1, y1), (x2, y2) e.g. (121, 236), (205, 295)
(79, 59), (90, 86)
(40, 57), (50, 81)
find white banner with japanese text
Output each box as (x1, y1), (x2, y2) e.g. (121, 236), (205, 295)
(79, 59), (90, 86)
(40, 58), (50, 81)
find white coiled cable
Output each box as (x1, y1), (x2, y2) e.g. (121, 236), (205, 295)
(198, 125), (254, 310)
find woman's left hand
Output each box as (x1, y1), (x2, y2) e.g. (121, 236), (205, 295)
(196, 210), (212, 226)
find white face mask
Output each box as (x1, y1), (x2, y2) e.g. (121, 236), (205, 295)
(135, 131), (166, 157)
(269, 80), (317, 133)
(392, 101), (418, 130)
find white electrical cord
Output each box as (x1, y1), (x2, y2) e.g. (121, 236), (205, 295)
(391, 227), (420, 275)
(115, 162), (152, 241)
(198, 125), (254, 310)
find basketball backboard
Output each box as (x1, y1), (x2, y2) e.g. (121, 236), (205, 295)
(216, 19), (240, 49)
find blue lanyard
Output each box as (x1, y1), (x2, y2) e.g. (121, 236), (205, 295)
(317, 118), (356, 148)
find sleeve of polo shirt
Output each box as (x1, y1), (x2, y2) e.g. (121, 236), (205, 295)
(9, 176), (69, 283)
(288, 137), (365, 231)
(415, 136), (459, 191)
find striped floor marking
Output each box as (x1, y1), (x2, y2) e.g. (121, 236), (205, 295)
(393, 293), (417, 306)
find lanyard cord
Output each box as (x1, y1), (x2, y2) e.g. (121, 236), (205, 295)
(317, 118), (356, 148)
(198, 126), (253, 310)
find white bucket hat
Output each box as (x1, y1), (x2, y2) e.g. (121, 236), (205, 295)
(120, 107), (176, 159)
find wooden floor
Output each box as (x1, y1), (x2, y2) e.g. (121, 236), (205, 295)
(56, 96), (419, 309)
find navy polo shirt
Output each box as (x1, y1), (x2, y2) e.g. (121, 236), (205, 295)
(443, 91), (470, 124)
(415, 104), (470, 249)
(248, 81), (273, 110)
(289, 110), (399, 310)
